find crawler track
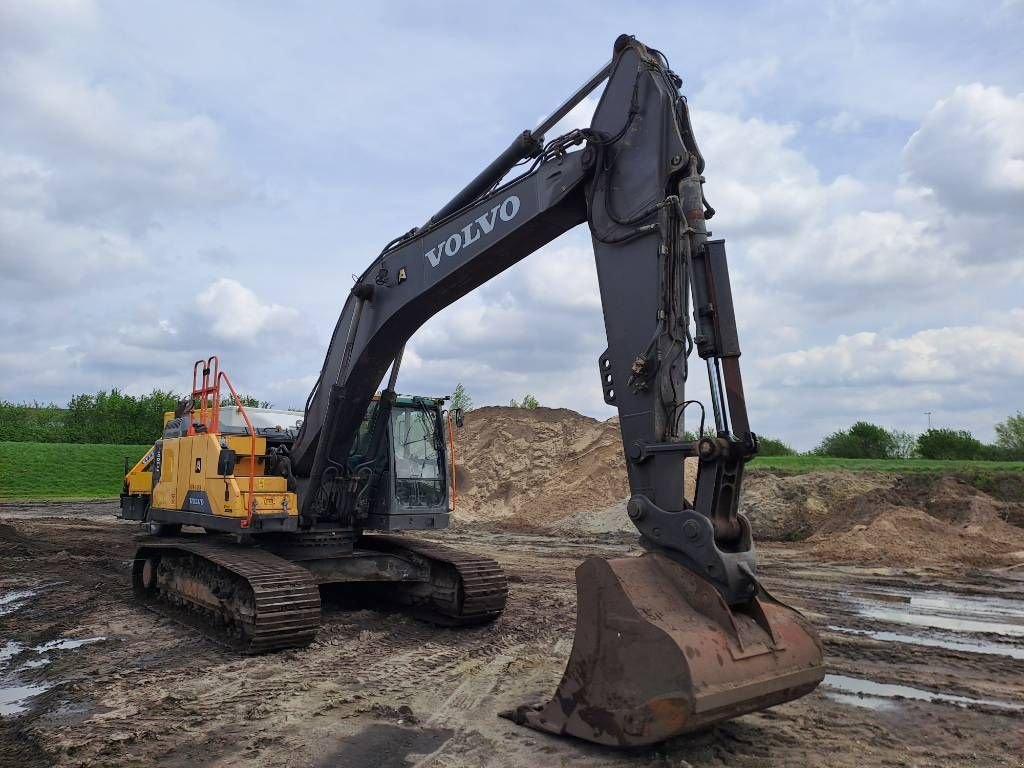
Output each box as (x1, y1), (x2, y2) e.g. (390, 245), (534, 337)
(361, 534), (508, 625)
(132, 536), (321, 653)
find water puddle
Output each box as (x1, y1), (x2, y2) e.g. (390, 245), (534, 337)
(0, 683), (49, 716)
(33, 637), (105, 653)
(827, 625), (1024, 660)
(844, 587), (1024, 638)
(822, 690), (898, 712)
(0, 589), (36, 617)
(0, 641), (26, 669)
(823, 674), (1024, 712)
(0, 636), (104, 717)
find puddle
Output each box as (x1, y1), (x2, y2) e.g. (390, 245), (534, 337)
(827, 625), (1024, 660)
(0, 682), (49, 716)
(0, 641), (26, 669)
(33, 637), (105, 653)
(845, 587), (1024, 638)
(823, 690), (898, 712)
(823, 674), (1024, 711)
(0, 589), (36, 617)
(0, 636), (104, 717)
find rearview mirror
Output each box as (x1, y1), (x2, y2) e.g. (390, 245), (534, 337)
(453, 408), (465, 428)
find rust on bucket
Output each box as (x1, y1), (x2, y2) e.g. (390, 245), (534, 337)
(503, 553), (824, 746)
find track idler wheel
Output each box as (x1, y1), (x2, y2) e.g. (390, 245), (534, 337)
(503, 553), (824, 746)
(139, 555), (160, 591)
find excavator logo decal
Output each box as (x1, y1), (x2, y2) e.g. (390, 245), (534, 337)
(425, 195), (520, 268)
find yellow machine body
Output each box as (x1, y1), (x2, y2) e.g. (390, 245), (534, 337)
(122, 430), (299, 532)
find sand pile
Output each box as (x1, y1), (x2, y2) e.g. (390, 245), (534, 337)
(808, 476), (1024, 567)
(452, 406), (1024, 566)
(740, 471), (895, 541)
(453, 406), (628, 529)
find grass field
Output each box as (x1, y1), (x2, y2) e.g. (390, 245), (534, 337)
(0, 441), (151, 499)
(750, 455), (1024, 473)
(2, 441), (1023, 501)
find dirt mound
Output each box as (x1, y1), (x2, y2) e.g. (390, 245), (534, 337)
(454, 406), (700, 533)
(740, 470), (895, 541)
(453, 406), (1024, 566)
(809, 475), (1024, 566)
(453, 406), (628, 529)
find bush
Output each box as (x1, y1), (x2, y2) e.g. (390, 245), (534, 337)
(510, 394), (539, 409)
(0, 402), (67, 442)
(220, 394), (271, 408)
(814, 421), (897, 459)
(889, 429), (918, 459)
(977, 443), (1024, 461)
(65, 389), (181, 444)
(995, 411), (1024, 453)
(916, 428), (984, 460)
(451, 383), (473, 412)
(757, 436), (797, 456)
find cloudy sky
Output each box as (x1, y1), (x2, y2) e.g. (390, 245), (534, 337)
(1, 1), (1022, 449)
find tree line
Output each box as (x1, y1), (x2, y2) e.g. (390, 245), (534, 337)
(812, 417), (1024, 461)
(0, 390), (270, 445)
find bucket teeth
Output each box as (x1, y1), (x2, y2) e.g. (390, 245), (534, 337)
(503, 553), (824, 747)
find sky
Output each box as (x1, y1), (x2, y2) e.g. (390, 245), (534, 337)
(1, 0), (1022, 450)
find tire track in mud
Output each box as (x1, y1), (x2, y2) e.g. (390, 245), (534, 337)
(5, 513), (1024, 766)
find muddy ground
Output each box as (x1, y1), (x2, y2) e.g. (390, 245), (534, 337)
(2, 501), (1023, 767)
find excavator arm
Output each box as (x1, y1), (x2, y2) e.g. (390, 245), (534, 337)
(290, 34), (824, 745)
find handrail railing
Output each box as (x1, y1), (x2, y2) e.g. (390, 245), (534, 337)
(188, 356), (258, 529)
(190, 355), (220, 433)
(216, 371), (257, 530)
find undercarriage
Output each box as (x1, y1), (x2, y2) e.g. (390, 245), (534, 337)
(132, 532), (508, 653)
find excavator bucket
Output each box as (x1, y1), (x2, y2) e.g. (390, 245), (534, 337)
(504, 553), (824, 747)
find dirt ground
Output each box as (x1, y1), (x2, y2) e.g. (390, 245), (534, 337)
(2, 501), (1023, 767)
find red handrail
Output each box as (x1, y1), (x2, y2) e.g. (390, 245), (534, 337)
(216, 371), (257, 530)
(188, 356), (258, 529)
(190, 356), (220, 433)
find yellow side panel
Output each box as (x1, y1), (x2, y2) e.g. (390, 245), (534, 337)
(152, 439), (179, 509)
(252, 476), (287, 492)
(225, 435), (267, 456)
(127, 472), (152, 494)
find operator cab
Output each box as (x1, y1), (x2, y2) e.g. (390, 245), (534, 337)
(221, 398), (452, 531)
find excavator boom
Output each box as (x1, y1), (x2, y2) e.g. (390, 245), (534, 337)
(287, 34), (824, 745)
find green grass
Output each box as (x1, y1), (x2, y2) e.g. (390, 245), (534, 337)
(0, 441), (151, 500)
(750, 454), (1024, 473)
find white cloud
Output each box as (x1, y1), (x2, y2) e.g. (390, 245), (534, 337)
(696, 56), (780, 113)
(193, 278), (305, 345)
(904, 84), (1024, 215)
(817, 110), (862, 133)
(760, 315), (1024, 388)
(696, 109), (863, 239)
(0, 56), (243, 229)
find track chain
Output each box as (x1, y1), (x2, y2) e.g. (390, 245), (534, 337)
(361, 534), (508, 625)
(132, 536), (321, 654)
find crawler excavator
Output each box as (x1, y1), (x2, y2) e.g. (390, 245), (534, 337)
(119, 35), (824, 747)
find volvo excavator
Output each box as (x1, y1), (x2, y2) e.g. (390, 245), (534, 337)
(119, 35), (824, 747)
